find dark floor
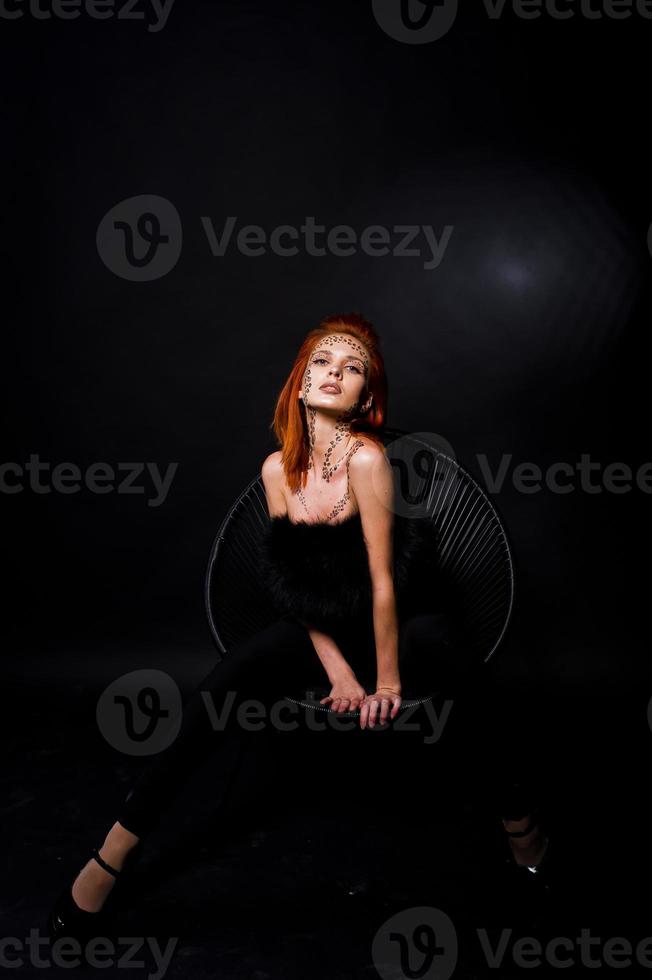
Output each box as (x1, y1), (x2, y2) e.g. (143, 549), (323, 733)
(4, 681), (650, 979)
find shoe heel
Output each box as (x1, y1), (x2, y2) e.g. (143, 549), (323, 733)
(47, 840), (144, 942)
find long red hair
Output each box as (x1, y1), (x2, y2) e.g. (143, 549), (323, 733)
(270, 312), (388, 492)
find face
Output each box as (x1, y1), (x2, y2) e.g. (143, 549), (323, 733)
(301, 334), (371, 418)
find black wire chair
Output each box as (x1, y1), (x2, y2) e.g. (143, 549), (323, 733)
(205, 429), (515, 715)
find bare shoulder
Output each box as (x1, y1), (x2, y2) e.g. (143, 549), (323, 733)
(261, 451), (288, 516)
(261, 450), (284, 480)
(348, 436), (388, 473)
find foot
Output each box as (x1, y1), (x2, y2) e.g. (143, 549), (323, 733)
(71, 823), (140, 913)
(502, 813), (548, 870)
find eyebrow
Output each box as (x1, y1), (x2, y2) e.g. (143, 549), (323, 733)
(312, 349), (366, 367)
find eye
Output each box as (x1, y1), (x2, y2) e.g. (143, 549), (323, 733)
(311, 357), (362, 374)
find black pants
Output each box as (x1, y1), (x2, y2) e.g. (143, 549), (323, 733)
(115, 612), (533, 839)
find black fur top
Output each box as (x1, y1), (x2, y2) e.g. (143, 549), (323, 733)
(259, 510), (446, 633)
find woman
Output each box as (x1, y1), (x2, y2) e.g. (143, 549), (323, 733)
(48, 312), (548, 941)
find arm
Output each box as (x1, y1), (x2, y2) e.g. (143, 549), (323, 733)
(301, 619), (367, 713)
(368, 589), (401, 692)
(298, 620), (357, 684)
(348, 446), (401, 693)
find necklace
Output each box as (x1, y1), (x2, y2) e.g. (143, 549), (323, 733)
(297, 439), (364, 522)
(319, 431), (354, 480)
(307, 428), (353, 481)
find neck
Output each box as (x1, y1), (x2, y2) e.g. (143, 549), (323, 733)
(305, 408), (354, 470)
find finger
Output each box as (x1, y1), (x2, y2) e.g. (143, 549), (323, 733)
(320, 696), (333, 705)
(390, 696), (402, 719)
(379, 697), (390, 725)
(330, 698), (341, 712)
(369, 699), (379, 728)
(338, 698), (350, 713)
(360, 701), (369, 729)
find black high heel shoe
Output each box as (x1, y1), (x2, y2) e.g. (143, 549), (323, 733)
(47, 841), (143, 942)
(503, 810), (550, 877)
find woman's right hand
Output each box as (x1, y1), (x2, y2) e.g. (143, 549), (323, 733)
(320, 671), (367, 716)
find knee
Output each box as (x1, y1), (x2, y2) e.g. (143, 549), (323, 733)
(399, 612), (476, 693)
(400, 612), (454, 654)
(202, 618), (313, 696)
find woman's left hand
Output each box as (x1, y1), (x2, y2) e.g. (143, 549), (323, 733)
(359, 687), (402, 729)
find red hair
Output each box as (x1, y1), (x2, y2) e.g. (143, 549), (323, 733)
(270, 312), (388, 492)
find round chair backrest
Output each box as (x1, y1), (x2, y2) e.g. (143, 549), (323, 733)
(205, 429), (515, 678)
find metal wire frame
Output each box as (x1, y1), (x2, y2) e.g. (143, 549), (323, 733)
(205, 429), (515, 677)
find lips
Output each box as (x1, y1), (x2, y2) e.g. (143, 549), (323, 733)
(320, 384), (341, 393)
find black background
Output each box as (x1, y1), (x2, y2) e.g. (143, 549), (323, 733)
(3, 0), (652, 964)
(4, 1), (650, 697)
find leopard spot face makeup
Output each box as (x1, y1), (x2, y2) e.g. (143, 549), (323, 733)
(298, 332), (372, 483)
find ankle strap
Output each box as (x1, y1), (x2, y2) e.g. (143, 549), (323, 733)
(91, 848), (121, 878)
(503, 815), (539, 838)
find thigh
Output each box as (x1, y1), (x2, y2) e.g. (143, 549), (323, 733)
(398, 611), (478, 699)
(188, 616), (327, 704)
(145, 617), (325, 760)
(114, 619), (319, 837)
